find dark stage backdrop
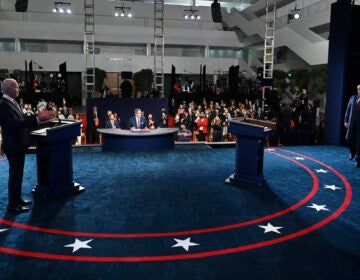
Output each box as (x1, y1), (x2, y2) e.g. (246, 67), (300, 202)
(86, 97), (168, 129)
(325, 1), (360, 144)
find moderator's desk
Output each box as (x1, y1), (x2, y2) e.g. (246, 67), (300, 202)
(97, 128), (179, 151)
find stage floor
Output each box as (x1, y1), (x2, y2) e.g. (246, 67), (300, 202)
(0, 145), (359, 279)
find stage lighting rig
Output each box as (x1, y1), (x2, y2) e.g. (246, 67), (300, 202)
(183, 0), (201, 21)
(288, 1), (301, 23)
(52, 1), (72, 14)
(114, 0), (132, 18)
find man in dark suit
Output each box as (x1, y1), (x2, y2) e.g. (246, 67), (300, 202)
(0, 78), (52, 213)
(344, 84), (360, 168)
(128, 108), (148, 130)
(105, 113), (120, 128)
(87, 105), (100, 143)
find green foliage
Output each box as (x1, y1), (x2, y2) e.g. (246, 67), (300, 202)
(273, 70), (288, 93)
(287, 68), (311, 90)
(309, 65), (327, 95)
(134, 69), (153, 94)
(273, 66), (327, 97)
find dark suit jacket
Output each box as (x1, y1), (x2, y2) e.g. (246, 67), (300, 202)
(105, 120), (120, 128)
(128, 116), (147, 129)
(344, 94), (360, 140)
(0, 97), (38, 154)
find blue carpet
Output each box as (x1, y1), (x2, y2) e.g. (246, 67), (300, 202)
(0, 145), (359, 279)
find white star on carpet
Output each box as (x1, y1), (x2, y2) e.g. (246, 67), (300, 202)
(324, 184), (341, 191)
(0, 228), (8, 233)
(266, 148), (275, 151)
(172, 237), (199, 252)
(294, 156), (305, 160)
(307, 203), (330, 212)
(258, 223), (283, 234)
(65, 238), (93, 253)
(315, 169), (328, 173)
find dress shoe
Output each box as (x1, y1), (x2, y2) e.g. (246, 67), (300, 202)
(19, 199), (32, 206)
(355, 161), (360, 168)
(7, 205), (30, 213)
(349, 153), (355, 160)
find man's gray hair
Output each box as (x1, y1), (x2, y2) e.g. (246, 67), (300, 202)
(1, 78), (16, 94)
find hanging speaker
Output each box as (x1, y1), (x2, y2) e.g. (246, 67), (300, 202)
(15, 0), (28, 12)
(211, 0), (222, 23)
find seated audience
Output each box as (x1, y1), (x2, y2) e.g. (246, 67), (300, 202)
(159, 108), (168, 128)
(105, 113), (121, 128)
(147, 114), (156, 130)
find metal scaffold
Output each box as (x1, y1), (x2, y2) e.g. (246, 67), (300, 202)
(84, 0), (95, 101)
(153, 0), (165, 97)
(262, 0), (276, 109)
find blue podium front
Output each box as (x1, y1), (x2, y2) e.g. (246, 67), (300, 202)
(30, 120), (85, 197)
(226, 118), (275, 186)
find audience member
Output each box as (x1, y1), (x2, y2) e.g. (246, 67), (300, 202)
(159, 108), (168, 128)
(105, 113), (120, 128)
(147, 114), (156, 130)
(196, 112), (208, 141)
(177, 124), (192, 142)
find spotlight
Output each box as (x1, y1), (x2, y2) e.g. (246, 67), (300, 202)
(288, 1), (301, 23)
(53, 1), (72, 15)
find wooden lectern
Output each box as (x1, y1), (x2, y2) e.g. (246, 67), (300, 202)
(226, 117), (276, 186)
(30, 119), (85, 197)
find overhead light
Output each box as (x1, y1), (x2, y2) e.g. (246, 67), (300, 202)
(114, 6), (132, 18)
(183, 0), (200, 21)
(183, 8), (200, 21)
(53, 1), (72, 14)
(288, 1), (301, 23)
(114, 1), (132, 18)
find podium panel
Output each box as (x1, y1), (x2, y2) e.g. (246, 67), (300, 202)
(30, 120), (85, 197)
(226, 118), (275, 186)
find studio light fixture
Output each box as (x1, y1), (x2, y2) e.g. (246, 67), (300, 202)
(114, 1), (132, 18)
(183, 0), (200, 21)
(288, 1), (301, 23)
(52, 1), (72, 14)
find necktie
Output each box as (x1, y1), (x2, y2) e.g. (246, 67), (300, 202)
(137, 118), (140, 128)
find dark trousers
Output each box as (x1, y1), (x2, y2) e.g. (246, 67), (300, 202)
(347, 124), (360, 160)
(6, 153), (26, 206)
